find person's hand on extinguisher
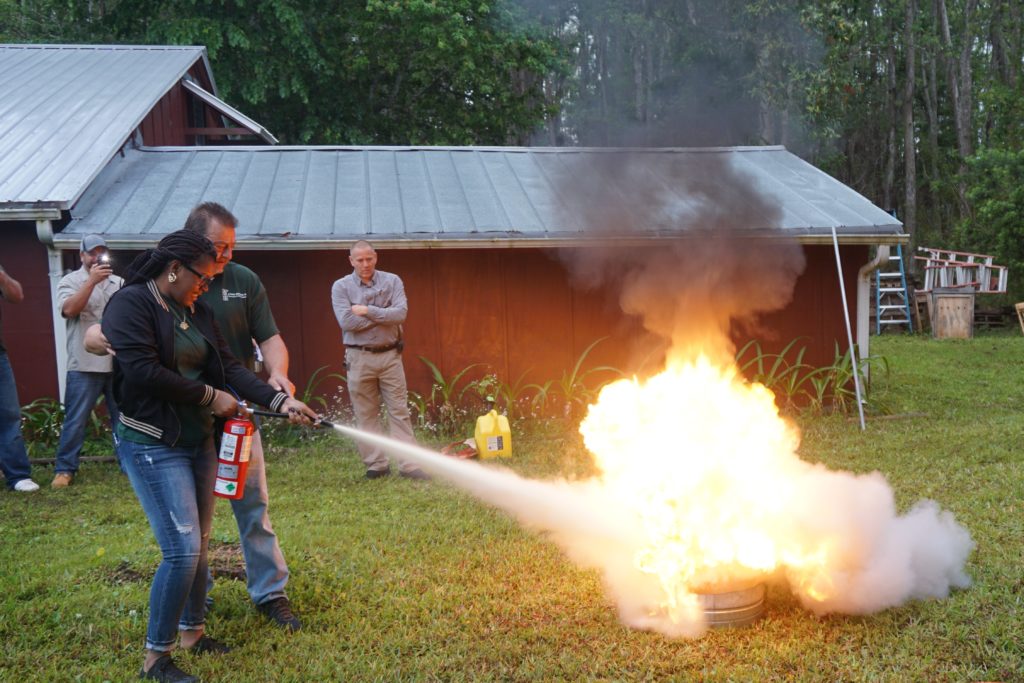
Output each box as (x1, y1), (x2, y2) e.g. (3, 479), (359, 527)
(211, 390), (245, 418)
(281, 396), (318, 426)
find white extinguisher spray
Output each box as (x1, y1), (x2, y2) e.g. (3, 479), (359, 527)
(214, 407), (254, 500)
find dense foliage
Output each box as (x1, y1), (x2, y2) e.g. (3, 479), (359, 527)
(958, 148), (1024, 287)
(4, 0), (1024, 292)
(1, 0), (565, 144)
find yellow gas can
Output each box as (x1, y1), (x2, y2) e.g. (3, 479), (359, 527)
(474, 409), (512, 458)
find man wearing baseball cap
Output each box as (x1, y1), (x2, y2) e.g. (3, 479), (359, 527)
(51, 234), (122, 488)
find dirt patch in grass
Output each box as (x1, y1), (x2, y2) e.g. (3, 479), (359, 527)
(97, 542), (245, 585)
(103, 560), (152, 585)
(208, 540), (247, 581)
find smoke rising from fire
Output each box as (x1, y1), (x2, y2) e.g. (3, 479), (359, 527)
(553, 151), (805, 362)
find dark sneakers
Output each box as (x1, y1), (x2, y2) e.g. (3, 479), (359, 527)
(139, 655), (197, 683)
(365, 467), (390, 479)
(258, 596), (302, 632)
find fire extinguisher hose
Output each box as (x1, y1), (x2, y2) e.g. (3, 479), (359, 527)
(247, 407), (335, 429)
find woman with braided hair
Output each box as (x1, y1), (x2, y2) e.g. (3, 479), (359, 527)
(102, 230), (317, 683)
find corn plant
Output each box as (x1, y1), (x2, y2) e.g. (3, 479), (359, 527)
(736, 338), (890, 415)
(299, 364), (347, 414)
(524, 379), (554, 417)
(735, 338), (815, 409)
(418, 357), (483, 437)
(554, 337), (623, 420)
(804, 343), (891, 415)
(494, 370), (539, 420)
(407, 390), (430, 429)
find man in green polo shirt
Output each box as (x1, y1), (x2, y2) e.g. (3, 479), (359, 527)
(184, 202), (302, 632)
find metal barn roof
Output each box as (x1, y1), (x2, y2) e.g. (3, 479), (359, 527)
(0, 44), (210, 210)
(61, 145), (904, 249)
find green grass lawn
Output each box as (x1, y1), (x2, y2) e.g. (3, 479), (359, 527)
(2, 335), (1022, 682)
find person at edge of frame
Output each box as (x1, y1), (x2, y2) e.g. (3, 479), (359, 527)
(0, 262), (39, 492)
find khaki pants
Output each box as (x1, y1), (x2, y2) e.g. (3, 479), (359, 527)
(345, 347), (417, 473)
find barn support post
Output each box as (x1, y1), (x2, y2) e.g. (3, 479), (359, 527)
(36, 219), (67, 402)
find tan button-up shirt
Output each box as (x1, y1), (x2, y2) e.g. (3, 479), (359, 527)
(330, 270), (407, 347)
(57, 267), (122, 372)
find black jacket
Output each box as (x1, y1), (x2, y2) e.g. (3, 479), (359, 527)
(102, 280), (287, 446)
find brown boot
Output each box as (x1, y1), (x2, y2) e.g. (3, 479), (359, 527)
(51, 473), (73, 489)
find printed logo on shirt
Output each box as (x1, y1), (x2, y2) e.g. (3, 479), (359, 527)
(222, 290), (248, 302)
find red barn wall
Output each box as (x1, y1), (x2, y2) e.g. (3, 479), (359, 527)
(0, 222), (58, 402)
(5, 241), (867, 409)
(233, 244), (867, 410)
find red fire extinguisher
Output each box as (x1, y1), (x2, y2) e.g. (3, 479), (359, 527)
(214, 410), (254, 500)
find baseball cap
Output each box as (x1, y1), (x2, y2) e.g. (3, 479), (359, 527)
(80, 234), (107, 253)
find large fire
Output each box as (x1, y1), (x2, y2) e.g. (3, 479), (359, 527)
(579, 351), (972, 630)
(335, 349), (974, 639)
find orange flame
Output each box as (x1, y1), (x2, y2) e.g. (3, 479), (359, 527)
(580, 353), (840, 621)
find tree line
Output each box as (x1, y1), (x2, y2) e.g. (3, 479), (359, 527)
(3, 0), (1023, 293)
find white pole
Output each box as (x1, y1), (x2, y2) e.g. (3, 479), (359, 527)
(831, 227), (866, 431)
(856, 245), (891, 381)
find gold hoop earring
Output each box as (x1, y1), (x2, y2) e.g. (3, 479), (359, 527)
(168, 271), (177, 284)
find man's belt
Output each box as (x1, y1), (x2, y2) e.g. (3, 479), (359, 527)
(346, 342), (400, 353)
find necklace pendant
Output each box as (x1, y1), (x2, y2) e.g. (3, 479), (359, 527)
(179, 321), (189, 331)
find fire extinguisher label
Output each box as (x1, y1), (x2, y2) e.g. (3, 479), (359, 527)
(238, 435), (252, 463)
(219, 434), (238, 462)
(230, 424), (248, 435)
(215, 478), (239, 496)
(218, 463), (239, 479)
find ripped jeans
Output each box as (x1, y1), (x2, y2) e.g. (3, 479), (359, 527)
(121, 438), (216, 652)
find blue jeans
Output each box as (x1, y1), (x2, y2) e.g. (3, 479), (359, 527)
(230, 430), (290, 605)
(208, 430), (290, 606)
(121, 438), (216, 652)
(54, 371), (119, 474)
(0, 349), (32, 489)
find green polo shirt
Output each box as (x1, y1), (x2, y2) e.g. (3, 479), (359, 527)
(200, 262), (279, 370)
